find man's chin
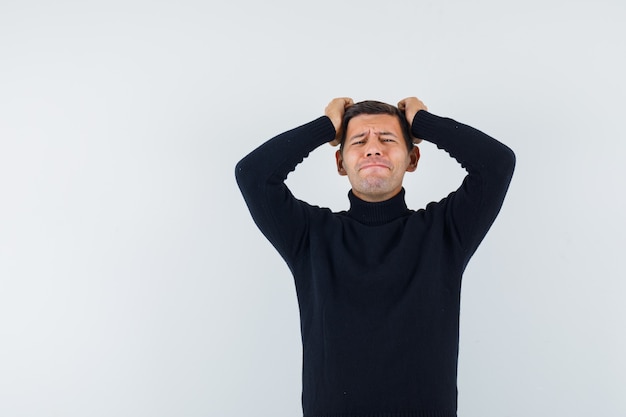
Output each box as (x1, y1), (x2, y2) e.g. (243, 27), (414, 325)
(351, 180), (401, 200)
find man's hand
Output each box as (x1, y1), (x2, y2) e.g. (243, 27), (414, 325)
(398, 97), (428, 144)
(325, 97), (354, 146)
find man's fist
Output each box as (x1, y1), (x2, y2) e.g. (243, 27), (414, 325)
(398, 97), (428, 144)
(325, 97), (354, 146)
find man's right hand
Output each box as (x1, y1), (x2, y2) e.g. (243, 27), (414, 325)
(325, 97), (354, 146)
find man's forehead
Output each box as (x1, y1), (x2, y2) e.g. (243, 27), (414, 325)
(347, 114), (402, 134)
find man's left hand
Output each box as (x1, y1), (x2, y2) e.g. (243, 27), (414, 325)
(398, 97), (428, 144)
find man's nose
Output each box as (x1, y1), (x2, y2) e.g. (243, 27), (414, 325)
(365, 133), (382, 156)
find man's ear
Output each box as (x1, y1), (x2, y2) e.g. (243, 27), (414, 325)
(335, 150), (347, 176)
(406, 146), (420, 172)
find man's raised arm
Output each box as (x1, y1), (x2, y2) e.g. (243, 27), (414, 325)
(234, 98), (352, 262)
(400, 96), (516, 258)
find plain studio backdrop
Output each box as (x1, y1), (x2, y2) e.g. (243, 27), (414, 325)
(1, 0), (624, 416)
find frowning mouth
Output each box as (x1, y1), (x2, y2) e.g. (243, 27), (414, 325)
(358, 162), (391, 171)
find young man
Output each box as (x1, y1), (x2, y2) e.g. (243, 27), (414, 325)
(235, 97), (515, 417)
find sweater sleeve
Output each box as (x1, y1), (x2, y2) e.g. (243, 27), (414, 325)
(235, 116), (337, 264)
(411, 111), (516, 260)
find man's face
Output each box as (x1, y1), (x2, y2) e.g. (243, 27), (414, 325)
(335, 113), (419, 202)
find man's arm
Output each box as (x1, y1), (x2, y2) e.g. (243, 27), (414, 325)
(399, 97), (516, 259)
(235, 98), (352, 263)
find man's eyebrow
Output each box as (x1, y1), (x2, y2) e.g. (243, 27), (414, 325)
(349, 131), (398, 141)
(349, 132), (367, 141)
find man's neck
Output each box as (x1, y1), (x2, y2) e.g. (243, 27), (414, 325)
(347, 188), (409, 226)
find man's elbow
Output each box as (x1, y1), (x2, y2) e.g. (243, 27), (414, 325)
(498, 145), (516, 180)
(235, 158), (253, 191)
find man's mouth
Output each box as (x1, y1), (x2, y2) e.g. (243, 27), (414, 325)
(358, 162), (391, 171)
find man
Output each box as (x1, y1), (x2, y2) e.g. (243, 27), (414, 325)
(235, 96), (515, 417)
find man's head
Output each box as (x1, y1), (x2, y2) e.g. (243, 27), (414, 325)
(338, 101), (413, 153)
(335, 100), (420, 203)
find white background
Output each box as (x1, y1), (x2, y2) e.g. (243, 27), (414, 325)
(1, 1), (625, 416)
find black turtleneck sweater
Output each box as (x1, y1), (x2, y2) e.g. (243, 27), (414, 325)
(235, 111), (515, 417)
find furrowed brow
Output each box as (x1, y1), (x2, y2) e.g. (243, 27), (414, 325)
(348, 130), (397, 141)
(349, 132), (367, 141)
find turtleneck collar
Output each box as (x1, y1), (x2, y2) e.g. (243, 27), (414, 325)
(346, 188), (410, 226)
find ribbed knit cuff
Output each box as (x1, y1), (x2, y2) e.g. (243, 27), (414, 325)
(310, 115), (339, 148)
(410, 110), (449, 144)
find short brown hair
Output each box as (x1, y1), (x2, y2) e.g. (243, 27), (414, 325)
(339, 100), (413, 152)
